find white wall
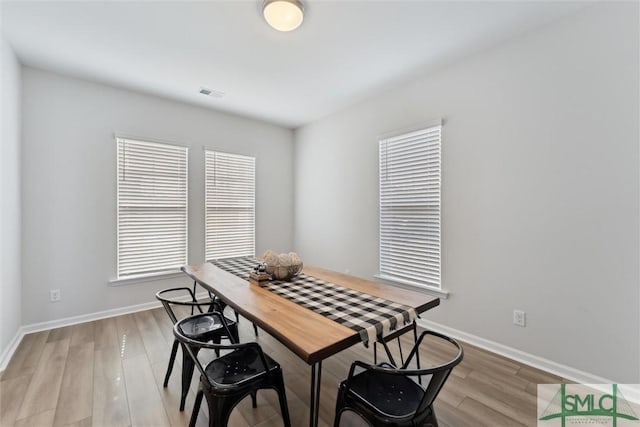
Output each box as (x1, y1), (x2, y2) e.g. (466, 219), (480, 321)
(294, 3), (639, 382)
(0, 31), (22, 353)
(21, 68), (294, 325)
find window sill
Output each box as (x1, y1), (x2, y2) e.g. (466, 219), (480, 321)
(374, 273), (450, 299)
(109, 270), (185, 286)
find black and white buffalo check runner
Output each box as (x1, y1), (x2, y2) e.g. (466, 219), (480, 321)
(210, 257), (417, 345)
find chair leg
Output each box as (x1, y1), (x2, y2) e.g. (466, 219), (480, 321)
(191, 281), (198, 315)
(333, 384), (347, 427)
(189, 388), (204, 427)
(204, 393), (237, 427)
(212, 335), (221, 358)
(274, 376), (292, 427)
(228, 324), (240, 345)
(163, 339), (179, 387)
(413, 322), (422, 385)
(334, 409), (343, 427)
(425, 405), (439, 427)
(181, 347), (197, 411)
(232, 309), (259, 337)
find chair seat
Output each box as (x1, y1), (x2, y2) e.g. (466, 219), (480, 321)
(335, 331), (463, 427)
(174, 312), (291, 427)
(180, 313), (236, 340)
(345, 364), (425, 418)
(205, 347), (280, 387)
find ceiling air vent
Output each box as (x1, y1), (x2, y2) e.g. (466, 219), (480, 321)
(199, 87), (225, 98)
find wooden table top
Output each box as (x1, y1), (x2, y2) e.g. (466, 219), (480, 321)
(181, 263), (440, 364)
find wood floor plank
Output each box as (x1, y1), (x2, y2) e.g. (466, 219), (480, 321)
(47, 326), (73, 343)
(151, 307), (175, 345)
(64, 416), (92, 427)
(458, 397), (528, 427)
(3, 307), (568, 427)
(1, 334), (36, 379)
(0, 374), (32, 426)
(516, 364), (564, 384)
(16, 338), (70, 421)
(14, 409), (56, 427)
(115, 314), (146, 359)
(122, 354), (171, 427)
(447, 372), (537, 423)
(235, 390), (279, 426)
(226, 411), (252, 427)
(53, 341), (95, 426)
(433, 400), (485, 427)
(468, 365), (531, 392)
(70, 321), (95, 348)
(436, 380), (467, 408)
(1, 331), (50, 381)
(93, 318), (120, 351)
(92, 348), (130, 427)
(133, 310), (171, 365)
(149, 350), (205, 427)
(458, 347), (520, 377)
(449, 361), (472, 379)
(256, 383), (328, 427)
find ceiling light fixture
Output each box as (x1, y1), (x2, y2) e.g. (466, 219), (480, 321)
(263, 0), (304, 32)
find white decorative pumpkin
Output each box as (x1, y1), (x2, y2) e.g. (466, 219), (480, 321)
(263, 250), (303, 280)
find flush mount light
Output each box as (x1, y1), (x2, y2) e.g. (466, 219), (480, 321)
(263, 0), (304, 32)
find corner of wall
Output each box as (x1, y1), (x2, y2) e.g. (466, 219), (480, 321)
(0, 33), (23, 362)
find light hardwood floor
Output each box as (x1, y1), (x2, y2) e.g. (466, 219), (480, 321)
(0, 307), (566, 427)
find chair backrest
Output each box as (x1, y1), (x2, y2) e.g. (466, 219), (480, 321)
(347, 330), (463, 422)
(173, 312), (271, 389)
(156, 287), (220, 325)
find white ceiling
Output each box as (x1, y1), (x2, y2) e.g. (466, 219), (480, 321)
(2, 1), (586, 128)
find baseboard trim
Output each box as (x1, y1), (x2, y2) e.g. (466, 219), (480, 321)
(416, 318), (613, 385)
(0, 292), (210, 372)
(0, 329), (25, 372)
(0, 300), (619, 386)
(20, 300), (163, 336)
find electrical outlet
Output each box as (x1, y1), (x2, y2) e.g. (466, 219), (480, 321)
(50, 289), (61, 302)
(513, 309), (526, 327)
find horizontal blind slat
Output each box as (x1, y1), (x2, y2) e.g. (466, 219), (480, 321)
(379, 125), (441, 290)
(117, 138), (188, 278)
(205, 150), (255, 261)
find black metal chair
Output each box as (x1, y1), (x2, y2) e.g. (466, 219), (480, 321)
(334, 330), (463, 427)
(191, 279), (259, 337)
(174, 312), (292, 427)
(156, 287), (239, 411)
(374, 321), (420, 368)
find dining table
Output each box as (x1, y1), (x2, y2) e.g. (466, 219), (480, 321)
(181, 258), (440, 427)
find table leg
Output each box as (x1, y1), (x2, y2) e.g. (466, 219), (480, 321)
(310, 361), (322, 427)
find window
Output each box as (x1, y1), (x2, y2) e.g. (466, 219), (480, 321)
(116, 138), (188, 278)
(205, 150), (255, 261)
(378, 124), (442, 289)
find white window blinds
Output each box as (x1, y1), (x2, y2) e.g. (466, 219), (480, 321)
(205, 150), (255, 261)
(116, 138), (188, 278)
(379, 125), (442, 289)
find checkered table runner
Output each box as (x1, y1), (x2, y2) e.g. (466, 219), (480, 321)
(210, 257), (417, 345)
